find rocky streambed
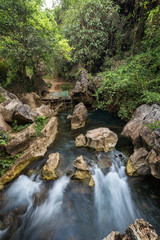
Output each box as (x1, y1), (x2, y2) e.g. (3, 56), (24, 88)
(0, 109), (160, 240)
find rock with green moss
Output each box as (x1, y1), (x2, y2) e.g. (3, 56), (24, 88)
(0, 117), (58, 190)
(72, 155), (95, 187)
(42, 152), (61, 180)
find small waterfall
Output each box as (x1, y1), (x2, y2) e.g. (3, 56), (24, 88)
(4, 174), (42, 210)
(11, 175), (70, 240)
(93, 152), (138, 239)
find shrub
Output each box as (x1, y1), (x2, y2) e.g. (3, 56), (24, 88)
(0, 131), (10, 146)
(12, 120), (31, 132)
(0, 151), (23, 177)
(34, 116), (49, 137)
(95, 50), (160, 120)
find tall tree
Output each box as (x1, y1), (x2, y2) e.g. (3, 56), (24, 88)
(0, 0), (71, 86)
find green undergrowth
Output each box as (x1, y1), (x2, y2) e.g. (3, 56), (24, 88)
(0, 92), (6, 104)
(0, 151), (23, 177)
(34, 116), (49, 137)
(61, 83), (73, 91)
(12, 120), (31, 133)
(0, 131), (10, 146)
(146, 121), (160, 131)
(95, 50), (160, 120)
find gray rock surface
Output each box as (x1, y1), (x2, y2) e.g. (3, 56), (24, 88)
(103, 219), (160, 240)
(71, 102), (87, 130)
(76, 127), (118, 152)
(122, 104), (160, 179)
(42, 152), (61, 180)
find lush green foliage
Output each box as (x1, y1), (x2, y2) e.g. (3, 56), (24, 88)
(146, 121), (160, 131)
(34, 115), (49, 136)
(0, 92), (6, 103)
(96, 50), (160, 120)
(0, 131), (10, 146)
(62, 0), (120, 72)
(95, 1), (160, 120)
(61, 83), (73, 91)
(0, 0), (71, 87)
(12, 120), (31, 133)
(0, 151), (22, 177)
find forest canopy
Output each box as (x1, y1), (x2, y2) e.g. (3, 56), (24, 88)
(0, 0), (71, 88)
(0, 0), (160, 119)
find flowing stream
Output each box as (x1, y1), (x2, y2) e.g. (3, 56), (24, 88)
(93, 153), (137, 238)
(0, 110), (160, 240)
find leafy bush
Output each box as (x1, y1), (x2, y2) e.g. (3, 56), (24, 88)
(96, 50), (160, 120)
(0, 92), (6, 103)
(0, 59), (8, 86)
(0, 151), (22, 177)
(0, 131), (10, 146)
(12, 120), (31, 133)
(61, 83), (73, 91)
(146, 121), (160, 131)
(34, 116), (49, 137)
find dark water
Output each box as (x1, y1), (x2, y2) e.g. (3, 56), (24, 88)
(0, 110), (160, 240)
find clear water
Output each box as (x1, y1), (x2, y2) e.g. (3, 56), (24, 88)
(0, 110), (160, 240)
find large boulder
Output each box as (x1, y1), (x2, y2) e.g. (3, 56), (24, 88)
(0, 87), (18, 101)
(71, 69), (94, 105)
(0, 117), (58, 190)
(42, 153), (61, 180)
(122, 104), (160, 179)
(72, 155), (95, 187)
(103, 219), (160, 240)
(75, 128), (118, 152)
(14, 104), (38, 123)
(35, 105), (55, 118)
(1, 99), (22, 122)
(126, 148), (150, 176)
(147, 150), (160, 179)
(21, 92), (42, 109)
(71, 102), (87, 130)
(1, 99), (38, 123)
(0, 113), (11, 132)
(6, 124), (36, 156)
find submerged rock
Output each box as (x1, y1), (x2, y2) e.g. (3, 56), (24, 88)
(122, 104), (160, 179)
(72, 155), (95, 186)
(75, 127), (118, 152)
(97, 153), (112, 169)
(0, 117), (58, 190)
(71, 102), (87, 130)
(103, 219), (160, 240)
(42, 152), (61, 180)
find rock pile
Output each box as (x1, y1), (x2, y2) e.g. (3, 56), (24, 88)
(122, 104), (160, 178)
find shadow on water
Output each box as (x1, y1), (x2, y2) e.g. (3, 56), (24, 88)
(0, 110), (160, 240)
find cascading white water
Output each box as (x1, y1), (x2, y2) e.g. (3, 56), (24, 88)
(93, 152), (138, 239)
(11, 175), (70, 240)
(4, 174), (42, 210)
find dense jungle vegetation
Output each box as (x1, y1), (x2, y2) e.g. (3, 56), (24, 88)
(0, 0), (160, 119)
